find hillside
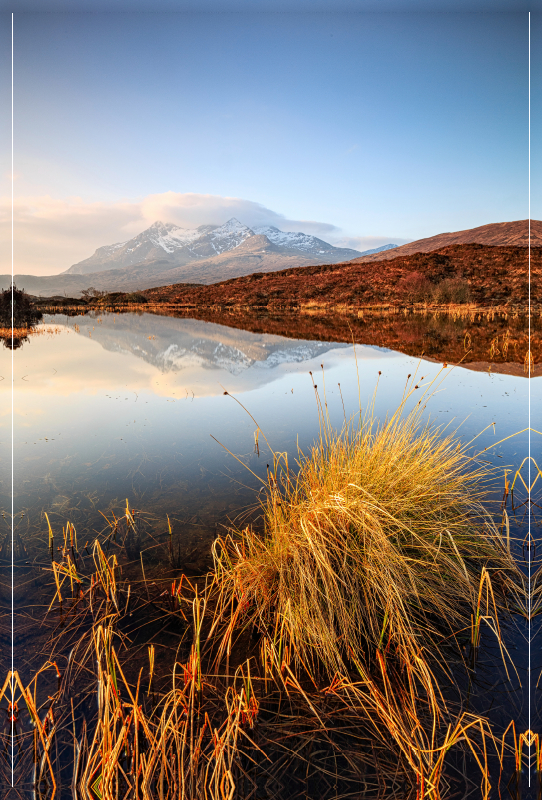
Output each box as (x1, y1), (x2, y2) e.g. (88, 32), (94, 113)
(350, 219), (541, 264)
(142, 243), (538, 309)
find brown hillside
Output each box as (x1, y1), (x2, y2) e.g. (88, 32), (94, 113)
(144, 243), (538, 309)
(352, 219), (542, 264)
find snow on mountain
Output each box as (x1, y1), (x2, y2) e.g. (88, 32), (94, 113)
(205, 219), (254, 253)
(148, 222), (203, 252)
(253, 226), (337, 254)
(145, 219), (254, 256)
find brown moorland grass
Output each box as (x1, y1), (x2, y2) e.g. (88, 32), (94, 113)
(140, 243), (538, 308)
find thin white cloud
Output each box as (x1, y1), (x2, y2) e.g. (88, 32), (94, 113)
(0, 191), (402, 276)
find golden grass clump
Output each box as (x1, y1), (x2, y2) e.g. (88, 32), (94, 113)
(213, 371), (515, 678)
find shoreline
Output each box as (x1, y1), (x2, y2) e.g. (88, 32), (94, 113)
(33, 300), (539, 317)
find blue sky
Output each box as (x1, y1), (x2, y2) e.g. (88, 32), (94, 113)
(0, 8), (535, 274)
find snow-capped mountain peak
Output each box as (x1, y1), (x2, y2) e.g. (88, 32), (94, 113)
(213, 218), (252, 237)
(207, 218), (254, 248)
(64, 217), (364, 277)
(144, 218), (253, 257)
(253, 226), (335, 254)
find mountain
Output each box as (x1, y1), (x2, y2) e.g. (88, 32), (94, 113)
(63, 218), (362, 277)
(4, 218), (364, 296)
(64, 219), (256, 274)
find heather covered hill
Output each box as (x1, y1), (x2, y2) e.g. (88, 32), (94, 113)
(143, 243), (538, 309)
(349, 219), (541, 264)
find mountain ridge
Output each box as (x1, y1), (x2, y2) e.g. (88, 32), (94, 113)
(3, 219), (371, 296)
(63, 217), (364, 276)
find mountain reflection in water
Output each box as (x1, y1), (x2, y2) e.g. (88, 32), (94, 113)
(2, 311), (531, 529)
(66, 312), (354, 380)
(144, 305), (536, 376)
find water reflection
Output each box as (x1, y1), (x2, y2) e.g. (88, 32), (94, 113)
(145, 305), (537, 374)
(58, 311), (358, 392)
(1, 311), (533, 529)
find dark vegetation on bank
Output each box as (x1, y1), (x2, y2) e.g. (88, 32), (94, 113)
(0, 284), (44, 348)
(0, 284), (43, 326)
(32, 287), (152, 307)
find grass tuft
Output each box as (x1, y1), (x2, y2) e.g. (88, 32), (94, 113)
(213, 372), (516, 679)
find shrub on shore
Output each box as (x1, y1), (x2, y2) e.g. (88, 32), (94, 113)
(396, 272), (472, 305)
(396, 270), (433, 302)
(431, 277), (472, 304)
(124, 291), (148, 304)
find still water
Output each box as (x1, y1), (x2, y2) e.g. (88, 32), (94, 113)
(4, 312), (532, 522)
(0, 310), (540, 795)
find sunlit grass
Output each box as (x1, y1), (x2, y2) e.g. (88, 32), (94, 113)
(213, 370), (516, 679)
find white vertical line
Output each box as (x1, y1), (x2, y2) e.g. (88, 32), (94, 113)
(10, 10), (14, 788)
(528, 9), (531, 788)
